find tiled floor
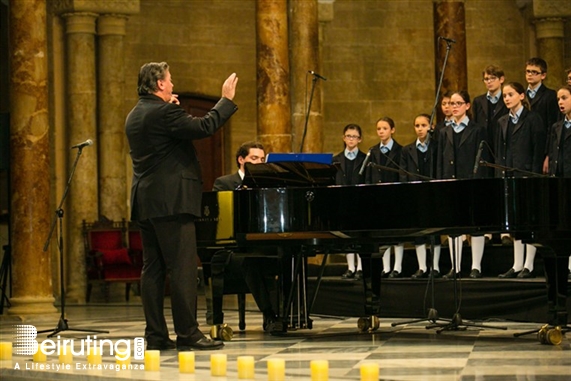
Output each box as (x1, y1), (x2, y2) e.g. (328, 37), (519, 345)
(1, 296), (570, 381)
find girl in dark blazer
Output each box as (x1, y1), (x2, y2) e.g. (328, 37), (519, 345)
(400, 114), (441, 278)
(333, 124), (366, 279)
(436, 91), (489, 279)
(496, 82), (546, 279)
(366, 117), (404, 277)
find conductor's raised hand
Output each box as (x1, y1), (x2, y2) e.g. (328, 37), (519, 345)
(221, 73), (238, 101)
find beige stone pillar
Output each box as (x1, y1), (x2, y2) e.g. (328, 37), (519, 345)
(535, 18), (565, 89)
(256, 0), (292, 153)
(97, 14), (128, 221)
(7, 0), (58, 317)
(62, 12), (99, 303)
(290, 0), (323, 153)
(433, 0), (467, 120)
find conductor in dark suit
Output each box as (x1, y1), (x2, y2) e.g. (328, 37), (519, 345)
(125, 62), (238, 351)
(212, 141), (280, 332)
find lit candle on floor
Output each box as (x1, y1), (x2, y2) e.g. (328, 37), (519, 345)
(267, 358), (285, 381)
(87, 347), (102, 365)
(211, 353), (227, 376)
(59, 345), (73, 364)
(33, 347), (47, 362)
(0, 342), (12, 361)
(178, 351), (195, 374)
(310, 359), (329, 381)
(116, 355), (131, 367)
(360, 362), (379, 381)
(144, 350), (160, 371)
(237, 355), (255, 379)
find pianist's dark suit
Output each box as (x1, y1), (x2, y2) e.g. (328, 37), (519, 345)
(126, 94), (237, 346)
(213, 172), (242, 191)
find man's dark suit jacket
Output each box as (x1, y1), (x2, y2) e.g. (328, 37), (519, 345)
(125, 94), (237, 221)
(212, 172), (242, 191)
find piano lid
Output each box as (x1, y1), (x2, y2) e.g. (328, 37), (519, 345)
(242, 153), (338, 188)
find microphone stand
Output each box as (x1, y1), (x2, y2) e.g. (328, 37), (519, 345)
(298, 74), (322, 152)
(38, 146), (108, 337)
(479, 161), (551, 178)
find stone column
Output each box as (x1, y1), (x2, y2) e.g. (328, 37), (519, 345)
(62, 12), (99, 303)
(256, 0), (292, 153)
(7, 0), (58, 317)
(433, 0), (467, 119)
(97, 14), (128, 221)
(290, 0), (323, 153)
(535, 18), (565, 89)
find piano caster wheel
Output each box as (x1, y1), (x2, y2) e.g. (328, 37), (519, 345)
(537, 324), (563, 345)
(357, 316), (380, 332)
(210, 324), (234, 341)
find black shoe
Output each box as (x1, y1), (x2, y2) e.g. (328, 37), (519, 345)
(411, 269), (427, 279)
(178, 337), (224, 351)
(469, 269), (482, 279)
(354, 270), (363, 281)
(501, 236), (513, 246)
(517, 268), (535, 279)
(388, 270), (400, 278)
(381, 271), (390, 278)
(341, 270), (355, 279)
(443, 269), (460, 279)
(430, 269), (442, 278)
(498, 268), (519, 279)
(147, 338), (176, 351)
(568, 271), (571, 280)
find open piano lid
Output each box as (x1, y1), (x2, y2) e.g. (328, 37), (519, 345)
(242, 153), (338, 188)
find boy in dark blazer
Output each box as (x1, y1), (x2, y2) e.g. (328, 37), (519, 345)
(333, 124), (366, 280)
(126, 62), (238, 351)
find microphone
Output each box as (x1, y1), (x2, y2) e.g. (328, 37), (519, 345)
(359, 149), (372, 176)
(439, 36), (456, 44)
(71, 139), (94, 149)
(308, 70), (327, 81)
(473, 140), (485, 174)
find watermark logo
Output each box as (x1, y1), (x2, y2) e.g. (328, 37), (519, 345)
(13, 325), (145, 361)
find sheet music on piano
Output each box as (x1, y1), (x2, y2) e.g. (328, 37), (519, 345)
(242, 153), (339, 188)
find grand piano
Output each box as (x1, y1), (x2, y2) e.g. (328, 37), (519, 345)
(197, 157), (571, 335)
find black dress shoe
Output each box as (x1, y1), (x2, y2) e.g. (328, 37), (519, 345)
(411, 269), (427, 279)
(341, 269), (355, 279)
(469, 269), (482, 279)
(147, 338), (176, 351)
(498, 268), (519, 279)
(178, 337), (224, 351)
(430, 269), (442, 279)
(388, 270), (400, 278)
(354, 270), (363, 281)
(517, 268), (535, 279)
(381, 271), (390, 278)
(501, 236), (513, 246)
(443, 269), (460, 279)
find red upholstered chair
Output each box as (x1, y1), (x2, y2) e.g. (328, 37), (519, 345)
(83, 219), (142, 302)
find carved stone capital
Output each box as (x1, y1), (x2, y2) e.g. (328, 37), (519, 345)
(52, 0), (140, 16)
(61, 12), (98, 35)
(533, 0), (571, 18)
(97, 14), (128, 36)
(534, 17), (565, 39)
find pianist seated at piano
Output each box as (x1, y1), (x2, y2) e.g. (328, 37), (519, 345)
(212, 141), (280, 331)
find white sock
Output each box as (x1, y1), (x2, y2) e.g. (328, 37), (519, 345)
(382, 247), (391, 273)
(513, 240), (525, 272)
(523, 244), (537, 272)
(393, 244), (404, 273)
(471, 236), (485, 271)
(346, 253), (356, 272)
(355, 254), (362, 272)
(415, 244), (427, 272)
(568, 257), (571, 272)
(433, 244), (441, 272)
(449, 236), (463, 273)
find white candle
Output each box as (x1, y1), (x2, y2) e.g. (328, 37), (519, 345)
(144, 350), (160, 371)
(360, 362), (379, 381)
(310, 359), (329, 381)
(178, 351), (195, 374)
(0, 342), (12, 361)
(59, 345), (73, 364)
(33, 348), (47, 362)
(87, 347), (102, 365)
(267, 358), (285, 381)
(237, 355), (255, 379)
(211, 353), (227, 376)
